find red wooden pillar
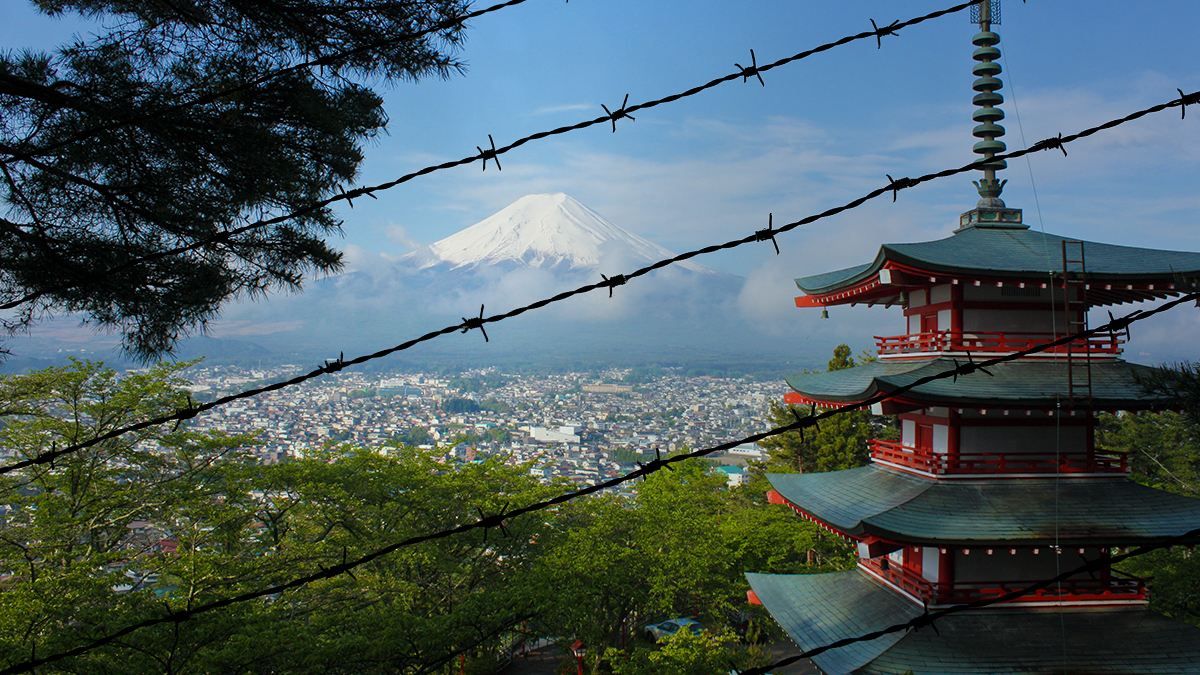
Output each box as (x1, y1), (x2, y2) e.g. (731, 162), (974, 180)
(938, 547), (954, 602)
(950, 282), (964, 348)
(948, 408), (961, 471)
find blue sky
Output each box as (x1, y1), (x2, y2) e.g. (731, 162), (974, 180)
(5, 1), (1200, 360)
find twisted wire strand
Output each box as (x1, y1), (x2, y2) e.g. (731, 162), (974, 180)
(0, 0), (539, 166)
(3, 87), (1195, 476)
(0, 0), (980, 310)
(4, 293), (1195, 673)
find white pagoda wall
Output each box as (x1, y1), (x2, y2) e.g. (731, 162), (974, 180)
(960, 425), (1086, 454)
(960, 284), (1076, 335)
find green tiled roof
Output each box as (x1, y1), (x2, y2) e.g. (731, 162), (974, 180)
(796, 227), (1200, 294)
(768, 466), (1200, 544)
(748, 569), (1200, 674)
(746, 571), (914, 674)
(785, 358), (1177, 409)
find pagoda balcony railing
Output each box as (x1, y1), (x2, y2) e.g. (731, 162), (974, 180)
(874, 330), (1123, 356)
(869, 439), (1129, 475)
(860, 557), (1146, 605)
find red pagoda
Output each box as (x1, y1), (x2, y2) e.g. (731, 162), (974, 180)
(746, 2), (1200, 672)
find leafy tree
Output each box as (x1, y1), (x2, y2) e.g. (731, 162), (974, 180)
(0, 361), (557, 672)
(1, 1), (469, 357)
(755, 344), (884, 474)
(827, 343), (855, 371)
(606, 628), (748, 675)
(1099, 363), (1200, 627)
(532, 459), (853, 671)
(757, 400), (873, 473)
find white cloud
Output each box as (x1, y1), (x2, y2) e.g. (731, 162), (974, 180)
(531, 103), (595, 116)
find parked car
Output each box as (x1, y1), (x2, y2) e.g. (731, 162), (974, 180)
(643, 618), (703, 641)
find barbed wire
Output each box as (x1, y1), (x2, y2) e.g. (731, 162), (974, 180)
(738, 523), (1200, 674)
(3, 86), (1195, 476)
(0, 0), (540, 167)
(4, 293), (1196, 673)
(1, 0), (981, 313)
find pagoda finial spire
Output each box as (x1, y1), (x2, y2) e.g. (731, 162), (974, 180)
(970, 0), (1007, 208)
(957, 1), (1022, 230)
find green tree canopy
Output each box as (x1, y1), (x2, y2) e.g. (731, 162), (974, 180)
(1101, 362), (1200, 627)
(1, 1), (467, 357)
(827, 343), (856, 371)
(756, 344), (883, 474)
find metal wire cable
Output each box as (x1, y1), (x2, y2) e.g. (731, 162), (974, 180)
(0, 0), (540, 166)
(3, 294), (1195, 673)
(3, 87), (1195, 476)
(0, 0), (981, 312)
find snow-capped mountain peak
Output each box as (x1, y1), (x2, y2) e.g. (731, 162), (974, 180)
(424, 193), (708, 272)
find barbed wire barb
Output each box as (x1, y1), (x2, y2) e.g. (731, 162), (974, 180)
(459, 304), (489, 342)
(870, 18), (901, 48)
(886, 174), (916, 201)
(1032, 132), (1068, 156)
(476, 134), (502, 171)
(735, 49), (766, 87)
(601, 94), (635, 132)
(755, 213), (781, 255)
(601, 273), (627, 298)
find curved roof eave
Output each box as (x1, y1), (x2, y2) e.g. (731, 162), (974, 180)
(795, 228), (1200, 296)
(747, 570), (1200, 674)
(785, 358), (1182, 410)
(768, 466), (1200, 545)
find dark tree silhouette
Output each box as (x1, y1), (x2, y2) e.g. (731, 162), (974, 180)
(0, 0), (469, 358)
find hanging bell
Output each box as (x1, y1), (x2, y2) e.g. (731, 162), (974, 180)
(821, 308), (830, 320)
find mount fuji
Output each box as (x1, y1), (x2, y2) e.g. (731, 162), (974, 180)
(129, 193), (819, 369)
(415, 193), (712, 274)
(6, 194), (818, 369)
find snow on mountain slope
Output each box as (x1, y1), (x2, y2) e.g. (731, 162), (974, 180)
(424, 193), (710, 272)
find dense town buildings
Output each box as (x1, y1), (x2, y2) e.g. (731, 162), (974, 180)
(184, 366), (774, 485)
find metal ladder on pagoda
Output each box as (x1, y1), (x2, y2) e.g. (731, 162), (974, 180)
(1060, 240), (1092, 407)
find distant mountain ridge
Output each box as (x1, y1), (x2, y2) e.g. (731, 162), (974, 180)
(418, 193), (711, 273)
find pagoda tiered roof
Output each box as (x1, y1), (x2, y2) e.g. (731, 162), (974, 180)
(795, 224), (1200, 307)
(783, 357), (1176, 410)
(767, 466), (1200, 545)
(746, 569), (1200, 674)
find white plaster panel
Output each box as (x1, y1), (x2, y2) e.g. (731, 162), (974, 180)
(937, 309), (951, 331)
(922, 547), (940, 583)
(930, 284), (952, 304)
(902, 420), (916, 447)
(932, 425), (949, 454)
(910, 289), (928, 307)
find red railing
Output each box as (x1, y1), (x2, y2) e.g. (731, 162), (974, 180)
(860, 557), (1146, 604)
(874, 330), (1122, 356)
(869, 439), (1129, 475)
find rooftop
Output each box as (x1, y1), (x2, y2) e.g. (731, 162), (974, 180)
(794, 226), (1200, 306)
(747, 569), (1200, 674)
(766, 465), (1200, 545)
(784, 357), (1178, 410)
